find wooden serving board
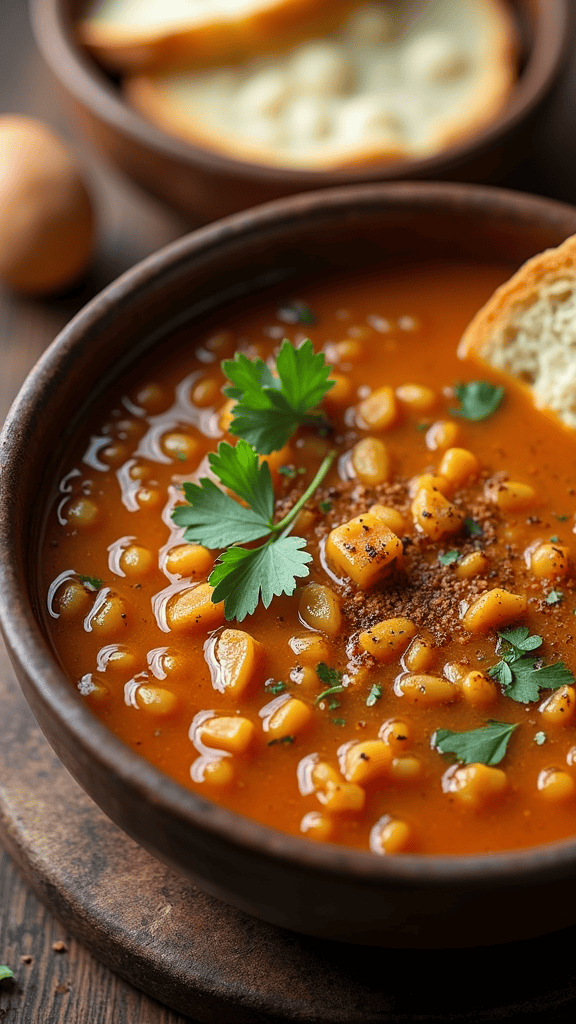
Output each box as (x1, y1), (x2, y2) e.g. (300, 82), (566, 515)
(2, 643), (576, 1023)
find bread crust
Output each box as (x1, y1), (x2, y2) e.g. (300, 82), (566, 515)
(458, 233), (576, 429)
(458, 234), (576, 360)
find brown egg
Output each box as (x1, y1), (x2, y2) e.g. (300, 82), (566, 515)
(0, 116), (94, 295)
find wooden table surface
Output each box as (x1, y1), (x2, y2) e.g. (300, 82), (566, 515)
(2, 2), (576, 1022)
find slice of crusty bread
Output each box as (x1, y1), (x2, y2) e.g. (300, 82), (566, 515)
(458, 234), (576, 429)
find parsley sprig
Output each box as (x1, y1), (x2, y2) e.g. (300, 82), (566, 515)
(488, 626), (574, 703)
(173, 439), (334, 621)
(222, 338), (334, 453)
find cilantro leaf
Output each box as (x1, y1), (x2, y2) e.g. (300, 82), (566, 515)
(0, 965), (13, 982)
(223, 339), (334, 453)
(451, 381), (505, 421)
(434, 721), (517, 766)
(209, 535), (312, 621)
(438, 550), (459, 566)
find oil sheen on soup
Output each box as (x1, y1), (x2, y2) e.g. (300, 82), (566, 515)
(41, 262), (576, 857)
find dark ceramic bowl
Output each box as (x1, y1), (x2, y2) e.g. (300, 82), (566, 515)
(31, 0), (570, 224)
(3, 182), (576, 948)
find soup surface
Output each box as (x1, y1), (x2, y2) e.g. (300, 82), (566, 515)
(41, 262), (576, 856)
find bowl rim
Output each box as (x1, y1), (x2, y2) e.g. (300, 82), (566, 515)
(31, 0), (572, 187)
(4, 180), (576, 888)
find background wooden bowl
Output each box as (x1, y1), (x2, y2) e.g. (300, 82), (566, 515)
(31, 0), (571, 224)
(3, 181), (576, 947)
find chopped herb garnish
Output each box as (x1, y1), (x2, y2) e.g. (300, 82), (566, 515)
(434, 721), (517, 766)
(278, 465), (306, 478)
(277, 300), (316, 325)
(555, 514), (569, 522)
(328, 699), (341, 710)
(438, 549), (460, 566)
(550, 535), (560, 543)
(488, 626), (574, 703)
(451, 380), (505, 421)
(332, 718), (346, 727)
(268, 735), (294, 746)
(534, 731), (547, 746)
(366, 683), (383, 707)
(172, 439), (334, 620)
(546, 589), (564, 605)
(176, 452), (187, 461)
(319, 499), (332, 513)
(315, 665), (345, 705)
(222, 338), (333, 453)
(315, 685), (345, 705)
(316, 663), (343, 687)
(0, 966), (13, 982)
(265, 680), (287, 694)
(78, 574), (103, 591)
(415, 421), (429, 432)
(464, 517), (483, 537)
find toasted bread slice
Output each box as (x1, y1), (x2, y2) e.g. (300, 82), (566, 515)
(79, 0), (356, 72)
(458, 234), (576, 429)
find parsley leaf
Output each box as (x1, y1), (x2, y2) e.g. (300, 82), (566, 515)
(268, 735), (294, 746)
(77, 574), (103, 591)
(434, 721), (517, 766)
(366, 683), (382, 707)
(277, 300), (316, 325)
(265, 680), (287, 694)
(332, 718), (346, 726)
(496, 626), (543, 660)
(172, 439), (334, 620)
(222, 339), (334, 453)
(209, 535), (312, 621)
(505, 659), (574, 703)
(278, 464), (305, 478)
(464, 517), (483, 537)
(488, 627), (573, 703)
(316, 663), (343, 687)
(0, 965), (13, 982)
(451, 381), (505, 421)
(438, 549), (459, 566)
(546, 589), (564, 605)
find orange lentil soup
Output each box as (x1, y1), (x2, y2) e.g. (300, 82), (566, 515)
(41, 262), (576, 856)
